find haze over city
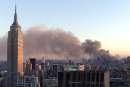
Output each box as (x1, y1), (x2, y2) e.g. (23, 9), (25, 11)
(0, 0), (130, 57)
(1, 0), (130, 87)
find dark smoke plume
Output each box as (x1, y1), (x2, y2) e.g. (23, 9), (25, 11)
(81, 40), (110, 57)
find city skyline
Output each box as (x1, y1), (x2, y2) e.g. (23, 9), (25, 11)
(0, 1), (130, 87)
(0, 0), (130, 56)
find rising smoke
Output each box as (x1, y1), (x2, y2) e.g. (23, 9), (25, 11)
(0, 25), (115, 60)
(24, 26), (83, 58)
(81, 39), (110, 57)
(0, 36), (7, 61)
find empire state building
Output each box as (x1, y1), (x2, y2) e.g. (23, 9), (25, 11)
(7, 6), (24, 87)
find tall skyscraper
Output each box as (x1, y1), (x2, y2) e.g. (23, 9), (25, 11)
(7, 6), (24, 87)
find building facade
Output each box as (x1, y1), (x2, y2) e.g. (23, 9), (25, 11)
(58, 70), (110, 87)
(7, 6), (24, 87)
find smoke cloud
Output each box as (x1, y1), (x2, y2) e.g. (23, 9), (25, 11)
(0, 25), (117, 60)
(81, 40), (110, 58)
(0, 36), (7, 61)
(24, 26), (83, 58)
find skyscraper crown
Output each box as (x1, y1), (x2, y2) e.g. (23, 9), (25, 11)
(12, 5), (20, 27)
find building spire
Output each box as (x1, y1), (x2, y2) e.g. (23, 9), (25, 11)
(12, 4), (19, 26)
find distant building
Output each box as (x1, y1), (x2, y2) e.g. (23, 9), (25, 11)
(110, 70), (130, 87)
(44, 63), (64, 79)
(30, 58), (36, 71)
(25, 58), (37, 76)
(64, 64), (85, 71)
(7, 6), (24, 87)
(24, 58), (44, 87)
(44, 78), (58, 87)
(0, 77), (7, 87)
(16, 75), (40, 87)
(58, 70), (110, 87)
(0, 71), (8, 87)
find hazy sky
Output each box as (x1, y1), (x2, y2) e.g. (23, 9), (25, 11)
(0, 0), (130, 56)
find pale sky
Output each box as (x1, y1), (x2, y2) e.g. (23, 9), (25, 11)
(0, 0), (130, 56)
